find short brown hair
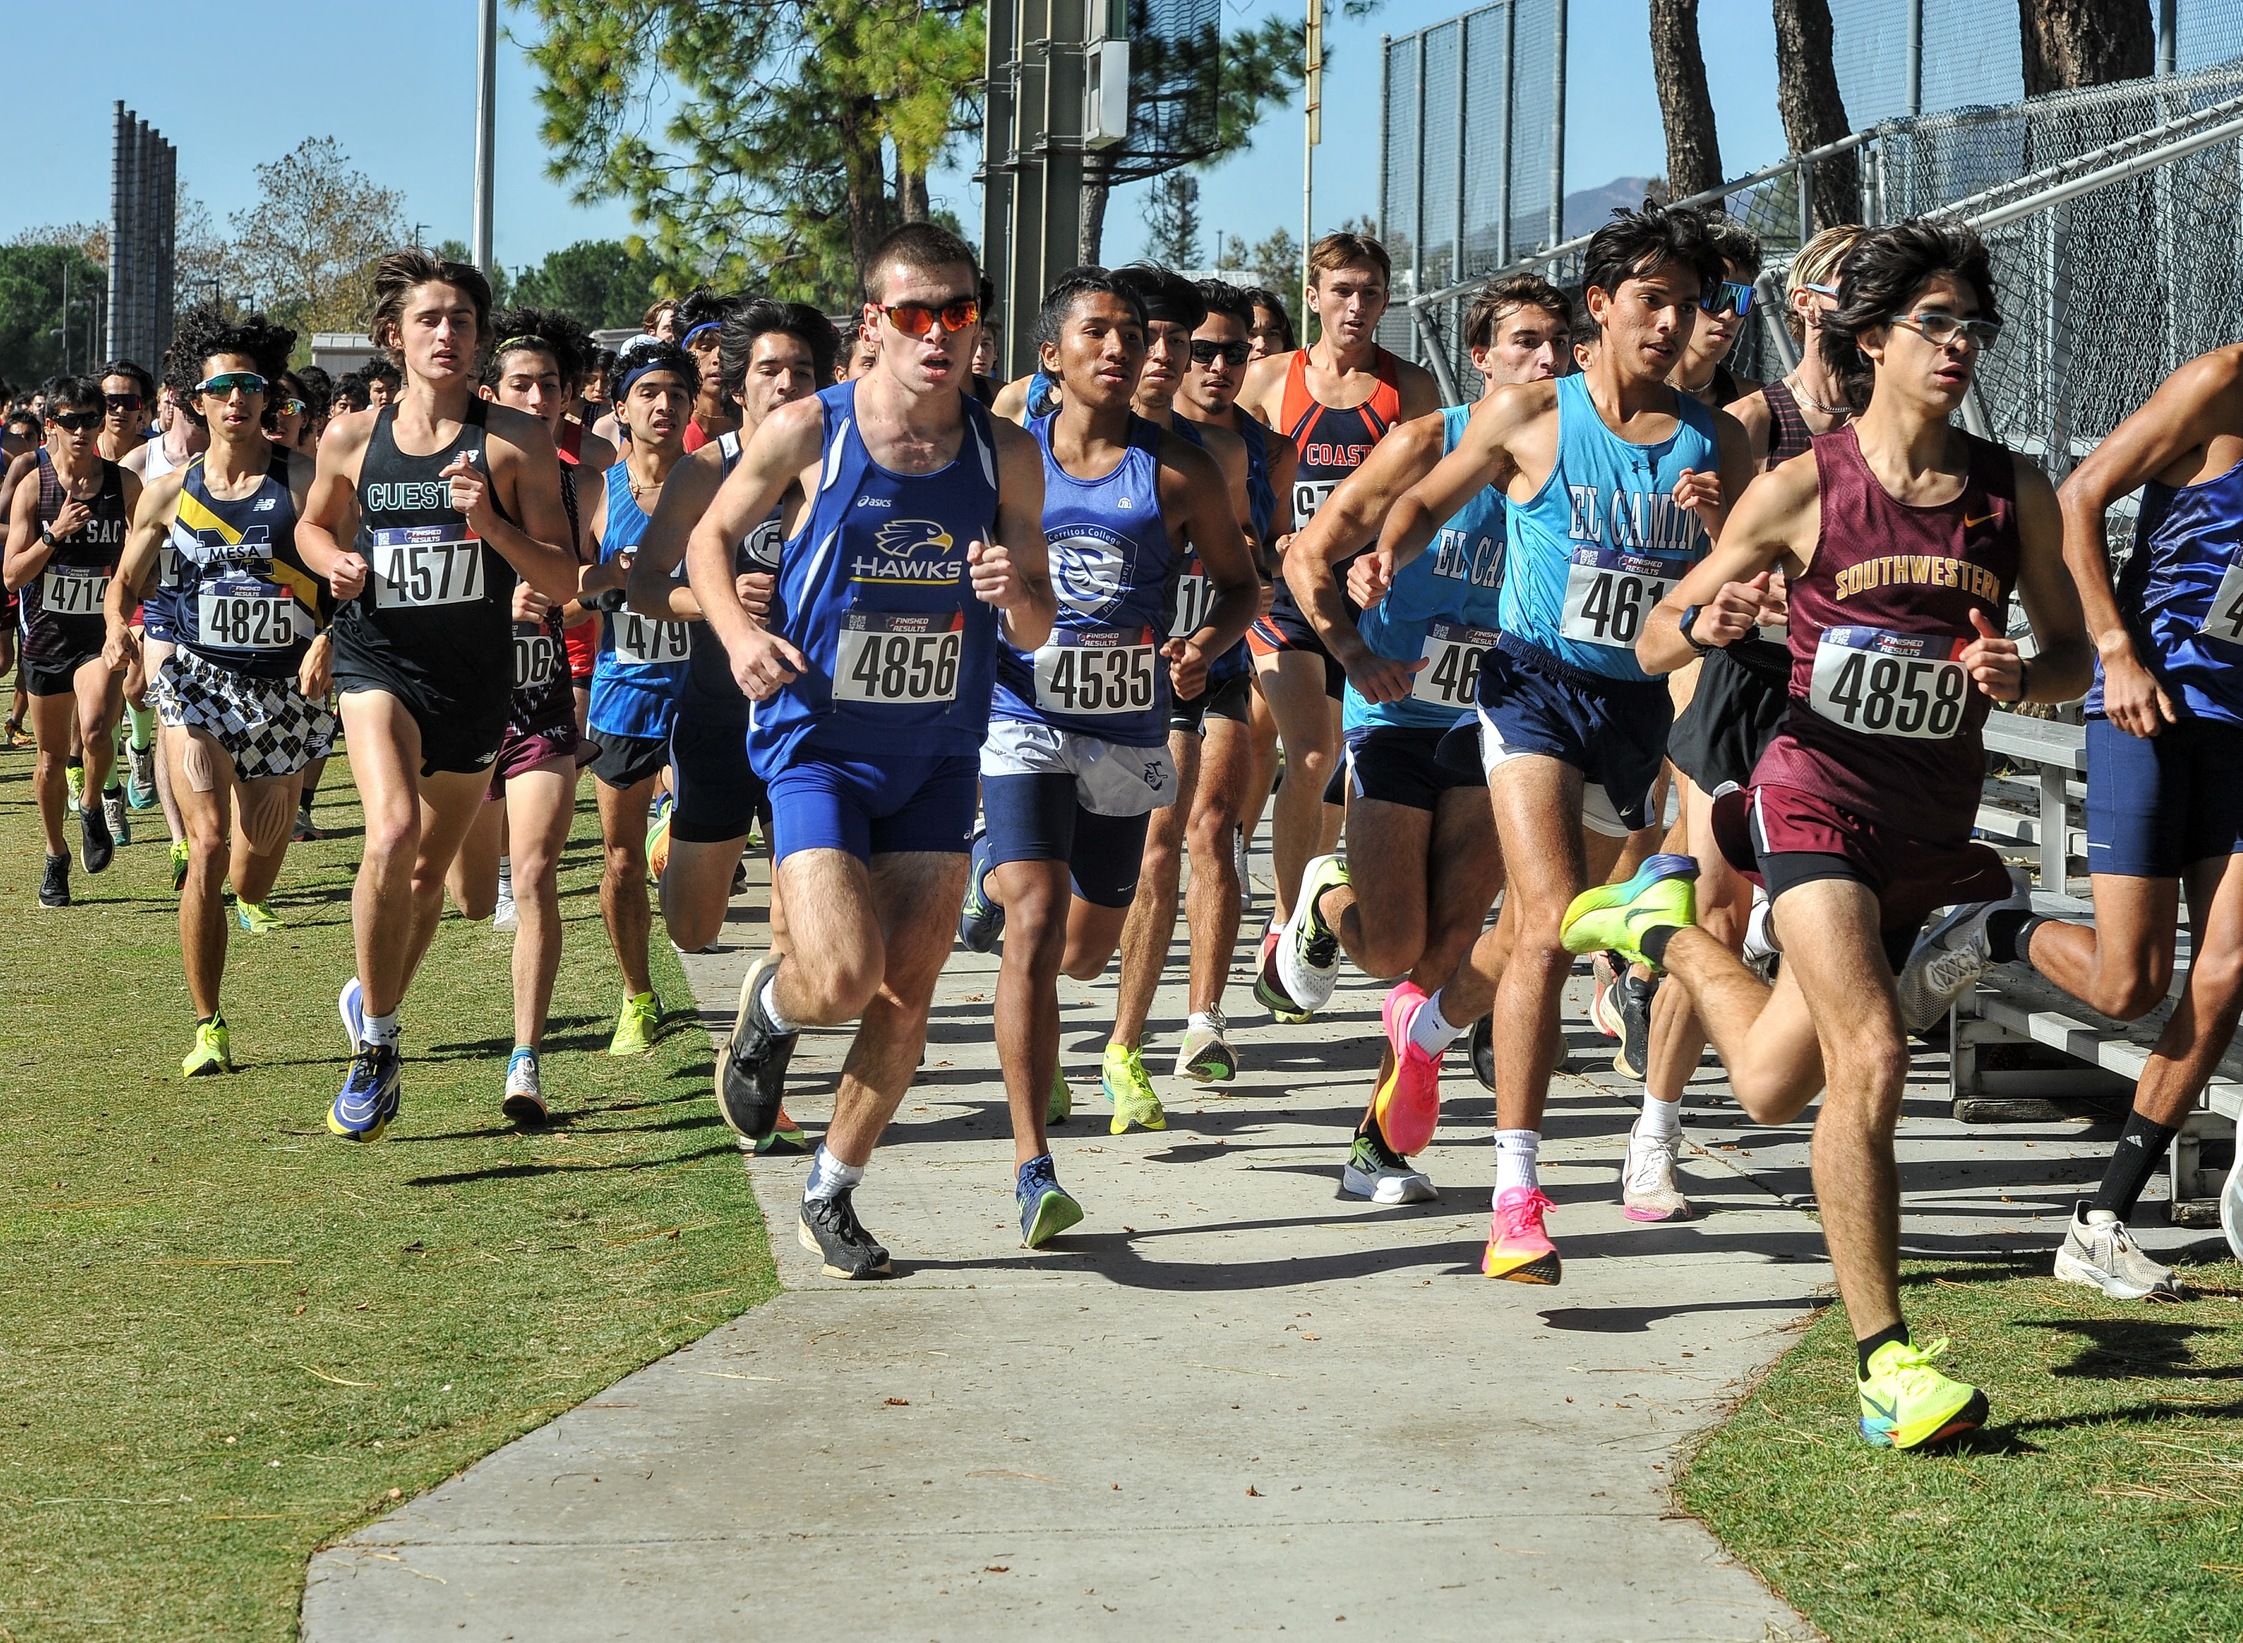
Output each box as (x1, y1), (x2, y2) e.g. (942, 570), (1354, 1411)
(642, 298), (677, 332)
(866, 222), (979, 304)
(1308, 231), (1392, 288)
(369, 249), (492, 367)
(1465, 275), (1572, 350)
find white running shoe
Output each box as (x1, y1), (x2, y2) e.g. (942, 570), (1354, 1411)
(1341, 1134), (1436, 1205)
(1742, 886), (1781, 983)
(2226, 1148), (2243, 1264)
(1621, 1130), (1690, 1222)
(1274, 853), (1349, 1015)
(1896, 869), (2030, 1031)
(2053, 1203), (2179, 1301)
(492, 881), (519, 933)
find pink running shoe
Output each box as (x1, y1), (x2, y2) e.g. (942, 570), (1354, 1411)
(1482, 1186), (1562, 1284)
(1373, 981), (1444, 1156)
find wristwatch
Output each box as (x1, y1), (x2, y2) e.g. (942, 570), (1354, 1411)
(1679, 604), (1716, 655)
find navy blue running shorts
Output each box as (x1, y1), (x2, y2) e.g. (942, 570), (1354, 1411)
(766, 750), (979, 864)
(980, 772), (1152, 908)
(2085, 713), (2243, 879)
(1473, 635), (1671, 837)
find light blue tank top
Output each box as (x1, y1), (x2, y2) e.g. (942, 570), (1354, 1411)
(2089, 456), (2243, 724)
(748, 381), (1002, 776)
(588, 461), (693, 742)
(993, 411), (1177, 748)
(1499, 372), (1718, 682)
(1348, 402), (1507, 732)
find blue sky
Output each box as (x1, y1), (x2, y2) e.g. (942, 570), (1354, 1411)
(4, 1), (1793, 276)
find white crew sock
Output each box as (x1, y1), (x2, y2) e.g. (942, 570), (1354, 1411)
(759, 972), (802, 1034)
(1635, 1090), (1682, 1141)
(804, 1144), (863, 1203)
(496, 855), (512, 893)
(1494, 1129), (1540, 1195)
(362, 1011), (400, 1050)
(1409, 990), (1465, 1057)
(1187, 1009), (1226, 1036)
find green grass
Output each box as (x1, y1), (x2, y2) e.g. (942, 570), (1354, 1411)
(1683, 1257), (2243, 1642)
(0, 752), (777, 1639)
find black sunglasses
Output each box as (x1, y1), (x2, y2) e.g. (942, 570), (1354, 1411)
(48, 411), (101, 433)
(1190, 340), (1252, 368)
(105, 393), (144, 413)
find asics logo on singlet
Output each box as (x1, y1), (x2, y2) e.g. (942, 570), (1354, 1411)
(1049, 525), (1138, 621)
(1565, 484), (1704, 554)
(855, 495), (892, 508)
(364, 480), (453, 512)
(851, 520), (962, 583)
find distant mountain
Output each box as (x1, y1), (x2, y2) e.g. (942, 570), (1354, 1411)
(1564, 176), (1661, 240)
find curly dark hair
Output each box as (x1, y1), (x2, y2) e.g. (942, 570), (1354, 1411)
(164, 305), (299, 427)
(606, 338), (700, 408)
(675, 288), (737, 343)
(484, 305), (594, 387)
(1817, 218), (1998, 414)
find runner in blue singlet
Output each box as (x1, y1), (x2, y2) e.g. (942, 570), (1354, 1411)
(685, 224), (1054, 1280)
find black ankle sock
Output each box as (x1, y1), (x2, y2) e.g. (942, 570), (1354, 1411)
(1857, 1322), (1910, 1377)
(2090, 1111), (2180, 1221)
(1986, 909), (2042, 967)
(1639, 924), (1682, 970)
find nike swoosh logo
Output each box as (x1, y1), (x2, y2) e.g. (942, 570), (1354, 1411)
(1964, 512), (1998, 529)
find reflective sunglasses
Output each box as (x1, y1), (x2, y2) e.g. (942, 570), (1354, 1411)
(1700, 280), (1756, 318)
(277, 397), (308, 417)
(195, 371), (268, 397)
(104, 392), (144, 414)
(1889, 311), (2003, 351)
(48, 411), (101, 433)
(874, 298), (981, 337)
(1190, 339), (1252, 368)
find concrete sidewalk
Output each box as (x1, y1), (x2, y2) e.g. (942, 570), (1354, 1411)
(302, 856), (2164, 1640)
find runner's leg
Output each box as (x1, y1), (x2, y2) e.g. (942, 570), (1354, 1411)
(595, 773), (660, 997)
(1256, 649), (1340, 926)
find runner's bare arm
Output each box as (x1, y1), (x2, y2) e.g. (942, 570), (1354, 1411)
(627, 445), (724, 620)
(1641, 452), (1818, 676)
(1236, 355), (1289, 430)
(1159, 435), (1257, 700)
(1196, 421), (1253, 541)
(1371, 381), (1544, 582)
(1394, 357), (1443, 423)
(1260, 429), (1297, 563)
(687, 395), (824, 690)
(2055, 348), (2243, 735)
(296, 410), (373, 599)
(1991, 457), (2091, 707)
(992, 373), (1035, 426)
(475, 406), (580, 604)
(1671, 407), (1755, 545)
(981, 417), (1054, 653)
(3, 454), (50, 591)
(1726, 389), (1775, 470)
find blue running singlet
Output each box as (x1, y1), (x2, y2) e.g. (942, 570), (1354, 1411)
(2091, 455), (2243, 724)
(748, 381), (1003, 778)
(1348, 402), (1507, 732)
(588, 460), (693, 742)
(993, 411), (1179, 748)
(1499, 372), (1718, 682)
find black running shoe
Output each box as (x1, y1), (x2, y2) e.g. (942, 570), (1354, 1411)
(39, 853), (69, 908)
(1469, 1012), (1495, 1091)
(1614, 972), (1657, 1081)
(80, 800), (114, 875)
(797, 1187), (893, 1279)
(716, 954), (797, 1142)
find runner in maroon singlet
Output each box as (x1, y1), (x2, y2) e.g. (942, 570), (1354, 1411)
(1562, 221), (2092, 1449)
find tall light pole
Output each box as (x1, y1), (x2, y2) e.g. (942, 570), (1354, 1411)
(1302, 0), (1322, 325)
(473, 0), (498, 274)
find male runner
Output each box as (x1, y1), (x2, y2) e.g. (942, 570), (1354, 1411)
(580, 341), (702, 1055)
(1667, 217), (1762, 409)
(1629, 224), (1862, 1221)
(1237, 234), (1440, 958)
(122, 377), (212, 885)
(96, 361), (155, 463)
(676, 291), (741, 453)
(443, 311), (602, 1121)
(1244, 289), (1295, 361)
(1568, 219), (2091, 1446)
(102, 310), (331, 1075)
(1093, 278), (1293, 1106)
(1273, 274), (1571, 1204)
(5, 377), (140, 906)
(688, 223), (1051, 1279)
(297, 250), (578, 1141)
(1358, 205), (1750, 1279)
(1896, 335), (2243, 1303)
(960, 267), (1255, 1242)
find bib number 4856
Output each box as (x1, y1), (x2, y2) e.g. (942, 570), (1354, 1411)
(833, 615), (962, 705)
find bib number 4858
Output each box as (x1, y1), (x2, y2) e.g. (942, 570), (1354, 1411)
(1809, 627), (1968, 739)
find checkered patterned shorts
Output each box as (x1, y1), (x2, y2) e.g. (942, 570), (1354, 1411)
(154, 648), (337, 781)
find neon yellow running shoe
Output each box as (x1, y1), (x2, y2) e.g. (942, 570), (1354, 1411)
(182, 1018), (233, 1078)
(170, 837), (190, 893)
(1048, 1066), (1073, 1126)
(646, 794), (674, 883)
(1558, 853), (1700, 970)
(608, 990), (664, 1056)
(1857, 1336), (1988, 1450)
(236, 898), (284, 935)
(65, 762), (84, 814)
(1100, 1043), (1165, 1135)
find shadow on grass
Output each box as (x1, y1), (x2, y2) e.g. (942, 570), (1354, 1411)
(405, 1139), (741, 1188)
(2016, 1316), (2243, 1380)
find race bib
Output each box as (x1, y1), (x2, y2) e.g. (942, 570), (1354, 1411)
(833, 611), (962, 705)
(1171, 565), (1211, 639)
(1293, 479), (1338, 523)
(158, 542), (181, 590)
(1410, 621), (1499, 711)
(1559, 548), (1674, 649)
(40, 566), (108, 617)
(1034, 627), (1159, 717)
(2203, 556), (2243, 646)
(513, 631), (562, 692)
(1808, 625), (1969, 739)
(371, 526), (484, 609)
(609, 609), (692, 667)
(197, 577), (295, 650)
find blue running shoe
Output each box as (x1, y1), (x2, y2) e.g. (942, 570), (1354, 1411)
(957, 826), (1005, 953)
(338, 977), (365, 1052)
(328, 1045), (402, 1141)
(1017, 1153), (1084, 1249)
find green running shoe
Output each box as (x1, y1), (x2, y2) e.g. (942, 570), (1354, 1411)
(1100, 1043), (1165, 1135)
(1175, 1014), (1237, 1083)
(65, 762), (83, 814)
(182, 1018), (233, 1078)
(1048, 1066), (1072, 1126)
(170, 837), (191, 893)
(1559, 853), (1700, 970)
(1017, 1154), (1084, 1248)
(1857, 1336), (1988, 1450)
(754, 1110), (811, 1156)
(608, 989), (664, 1056)
(236, 898), (284, 935)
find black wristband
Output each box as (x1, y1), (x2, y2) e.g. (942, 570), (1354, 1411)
(2013, 657), (2032, 704)
(1679, 604), (1715, 655)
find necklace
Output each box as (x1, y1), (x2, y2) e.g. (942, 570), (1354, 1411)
(1785, 371), (1850, 417)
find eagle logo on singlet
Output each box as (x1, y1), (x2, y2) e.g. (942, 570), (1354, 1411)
(1047, 522), (1138, 622)
(851, 520), (963, 584)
